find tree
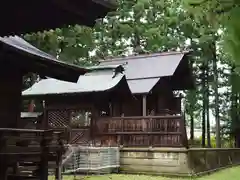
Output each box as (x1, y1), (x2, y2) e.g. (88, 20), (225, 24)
(184, 0), (240, 65)
(24, 25), (97, 66)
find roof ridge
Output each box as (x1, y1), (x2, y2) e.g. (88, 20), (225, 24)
(100, 50), (189, 62)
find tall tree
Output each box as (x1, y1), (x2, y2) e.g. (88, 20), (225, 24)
(211, 40), (221, 147)
(184, 0), (240, 65)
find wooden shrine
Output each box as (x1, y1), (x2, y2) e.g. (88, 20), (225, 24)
(23, 51), (194, 149)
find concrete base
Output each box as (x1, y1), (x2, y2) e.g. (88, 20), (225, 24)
(120, 147), (240, 176)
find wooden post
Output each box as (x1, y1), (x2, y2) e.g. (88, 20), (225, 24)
(142, 95), (147, 146)
(0, 133), (7, 180)
(55, 153), (62, 180)
(91, 105), (100, 145)
(42, 100), (50, 130)
(0, 66), (22, 179)
(55, 135), (63, 180)
(120, 113), (124, 146)
(0, 160), (7, 180)
(181, 111), (189, 148)
(40, 132), (49, 180)
(142, 95), (147, 116)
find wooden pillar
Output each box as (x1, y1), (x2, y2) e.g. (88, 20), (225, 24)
(42, 100), (49, 130)
(91, 105), (99, 145)
(0, 65), (22, 128)
(0, 65), (22, 179)
(55, 136), (63, 180)
(142, 95), (147, 116)
(142, 95), (148, 144)
(40, 132), (49, 180)
(0, 136), (7, 180)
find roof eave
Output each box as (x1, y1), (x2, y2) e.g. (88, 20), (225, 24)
(22, 74), (131, 98)
(0, 37), (89, 82)
(93, 0), (118, 10)
(0, 0), (118, 36)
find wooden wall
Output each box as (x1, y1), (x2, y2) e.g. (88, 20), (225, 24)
(120, 96), (142, 116)
(0, 64), (22, 128)
(112, 91), (180, 117)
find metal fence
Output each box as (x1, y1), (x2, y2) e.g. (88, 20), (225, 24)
(62, 145), (120, 174)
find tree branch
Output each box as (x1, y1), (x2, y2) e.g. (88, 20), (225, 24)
(188, 0), (209, 7)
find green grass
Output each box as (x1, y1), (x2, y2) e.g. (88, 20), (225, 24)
(49, 166), (240, 180)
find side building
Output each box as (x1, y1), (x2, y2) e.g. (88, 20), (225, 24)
(22, 51), (194, 148)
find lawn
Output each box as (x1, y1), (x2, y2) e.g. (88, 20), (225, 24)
(49, 166), (240, 180)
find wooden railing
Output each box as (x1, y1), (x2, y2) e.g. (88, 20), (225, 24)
(0, 128), (64, 180)
(93, 115), (187, 147)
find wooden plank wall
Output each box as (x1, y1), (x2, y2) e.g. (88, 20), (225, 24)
(0, 64), (22, 128)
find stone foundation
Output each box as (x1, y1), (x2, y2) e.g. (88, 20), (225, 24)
(120, 147), (240, 176)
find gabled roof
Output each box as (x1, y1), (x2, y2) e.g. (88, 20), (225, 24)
(22, 65), (131, 97)
(0, 0), (117, 36)
(127, 78), (160, 94)
(99, 51), (193, 94)
(0, 36), (88, 82)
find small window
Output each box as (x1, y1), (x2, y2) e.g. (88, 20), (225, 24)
(70, 110), (91, 128)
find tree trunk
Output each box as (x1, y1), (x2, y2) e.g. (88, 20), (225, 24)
(230, 65), (238, 147)
(201, 65), (206, 147)
(212, 41), (220, 148)
(132, 0), (142, 54)
(190, 112), (194, 142)
(206, 62), (211, 147)
(189, 53), (195, 143)
(235, 132), (240, 148)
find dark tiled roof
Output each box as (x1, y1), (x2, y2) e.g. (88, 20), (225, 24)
(100, 51), (187, 80)
(0, 0), (117, 36)
(22, 51), (194, 97)
(99, 51), (193, 94)
(22, 65), (130, 97)
(0, 36), (88, 82)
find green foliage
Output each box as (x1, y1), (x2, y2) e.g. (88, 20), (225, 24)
(24, 25), (97, 66)
(191, 136), (235, 148)
(183, 0), (240, 65)
(224, 7), (240, 65)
